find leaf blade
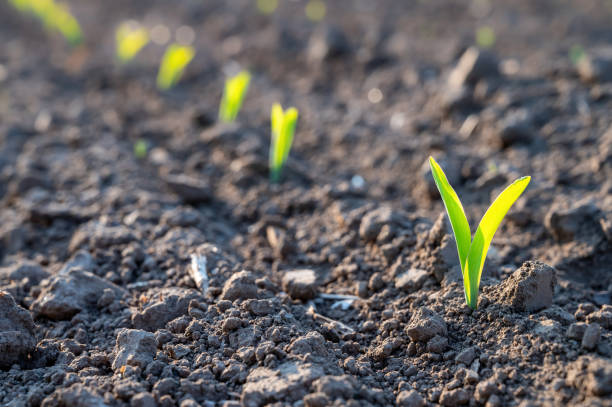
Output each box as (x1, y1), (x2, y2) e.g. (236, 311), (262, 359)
(464, 176), (531, 308)
(429, 157), (471, 272)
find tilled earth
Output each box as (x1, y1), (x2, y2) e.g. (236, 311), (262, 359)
(1, 0), (612, 406)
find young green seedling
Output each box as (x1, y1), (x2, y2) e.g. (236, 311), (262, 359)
(9, 0), (82, 46)
(156, 44), (195, 90)
(269, 103), (298, 183)
(116, 22), (149, 64)
(218, 71), (251, 122)
(429, 156), (530, 309)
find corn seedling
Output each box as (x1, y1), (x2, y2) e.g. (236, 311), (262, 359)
(256, 0), (278, 14)
(269, 103), (298, 183)
(429, 156), (530, 309)
(116, 22), (149, 64)
(9, 0), (82, 46)
(156, 44), (195, 90)
(219, 71), (251, 122)
(134, 139), (148, 159)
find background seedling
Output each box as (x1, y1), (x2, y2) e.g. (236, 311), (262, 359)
(429, 156), (530, 309)
(133, 139), (148, 159)
(156, 43), (195, 90)
(218, 71), (251, 123)
(116, 21), (149, 64)
(9, 0), (83, 46)
(270, 103), (298, 183)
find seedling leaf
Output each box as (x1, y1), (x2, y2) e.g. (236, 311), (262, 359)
(464, 176), (530, 307)
(429, 156), (530, 309)
(9, 0), (82, 46)
(270, 103), (298, 183)
(156, 44), (195, 90)
(116, 22), (149, 63)
(429, 157), (471, 272)
(219, 71), (251, 122)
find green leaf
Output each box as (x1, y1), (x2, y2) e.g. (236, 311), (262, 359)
(219, 71), (251, 122)
(429, 156), (530, 309)
(429, 157), (471, 271)
(464, 176), (530, 308)
(156, 44), (195, 90)
(116, 22), (149, 63)
(270, 104), (298, 183)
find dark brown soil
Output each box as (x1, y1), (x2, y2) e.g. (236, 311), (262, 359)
(1, 1), (611, 406)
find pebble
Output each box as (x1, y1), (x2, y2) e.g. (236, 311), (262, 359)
(581, 323), (601, 350)
(220, 270), (258, 301)
(405, 308), (447, 342)
(112, 329), (157, 371)
(0, 292), (37, 369)
(499, 261), (556, 312)
(31, 268), (125, 320)
(455, 347), (478, 366)
(439, 388), (470, 406)
(396, 389), (426, 407)
(282, 269), (318, 301)
(577, 47), (612, 82)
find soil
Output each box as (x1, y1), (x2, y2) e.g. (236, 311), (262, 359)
(1, 0), (611, 406)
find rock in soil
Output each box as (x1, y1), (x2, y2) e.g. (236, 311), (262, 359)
(111, 329), (157, 371)
(405, 307), (447, 342)
(282, 269), (318, 300)
(497, 261), (556, 312)
(0, 292), (37, 369)
(31, 268), (126, 320)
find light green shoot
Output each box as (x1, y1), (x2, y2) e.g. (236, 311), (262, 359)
(156, 44), (195, 90)
(429, 156), (530, 309)
(9, 0), (82, 46)
(219, 71), (251, 122)
(269, 103), (298, 183)
(134, 139), (148, 159)
(116, 22), (149, 64)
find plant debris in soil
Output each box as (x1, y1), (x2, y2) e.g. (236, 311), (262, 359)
(1, 1), (612, 407)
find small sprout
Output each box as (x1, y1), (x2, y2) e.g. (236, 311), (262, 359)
(218, 70), (251, 123)
(256, 0), (279, 14)
(133, 139), (148, 159)
(116, 21), (149, 64)
(305, 0), (326, 21)
(429, 156), (530, 309)
(156, 43), (195, 90)
(569, 44), (586, 65)
(475, 26), (495, 48)
(9, 0), (83, 46)
(269, 103), (298, 183)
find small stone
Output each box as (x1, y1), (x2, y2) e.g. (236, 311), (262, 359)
(567, 322), (588, 340)
(494, 109), (533, 147)
(545, 200), (602, 242)
(426, 335), (448, 354)
(577, 47), (612, 82)
(163, 174), (211, 204)
(0, 292), (37, 369)
(307, 25), (352, 63)
(359, 206), (394, 241)
(464, 369), (479, 385)
(112, 329), (157, 371)
(220, 271), (258, 302)
(31, 269), (125, 320)
(475, 380), (497, 403)
(395, 268), (429, 292)
(405, 308), (447, 342)
(303, 392), (330, 407)
(455, 347), (478, 366)
(448, 46), (500, 88)
(313, 375), (354, 399)
(499, 261), (556, 312)
(222, 317), (243, 333)
(396, 389), (426, 407)
(582, 323), (601, 350)
(439, 388), (470, 406)
(282, 269), (318, 301)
